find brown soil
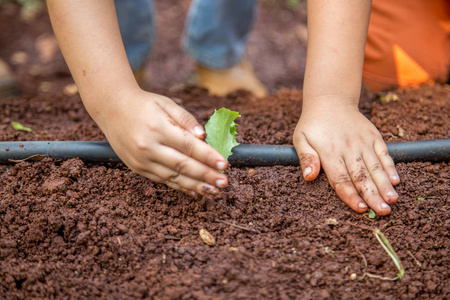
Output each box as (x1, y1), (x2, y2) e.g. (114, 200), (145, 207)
(1, 1), (449, 300)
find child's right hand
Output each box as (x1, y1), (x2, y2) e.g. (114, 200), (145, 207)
(47, 1), (228, 198)
(95, 87), (229, 198)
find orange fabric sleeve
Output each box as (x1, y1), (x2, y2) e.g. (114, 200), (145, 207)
(363, 0), (450, 93)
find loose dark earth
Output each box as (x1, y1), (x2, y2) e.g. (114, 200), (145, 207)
(1, 2), (449, 299)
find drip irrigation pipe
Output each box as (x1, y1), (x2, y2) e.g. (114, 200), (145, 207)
(0, 139), (449, 166)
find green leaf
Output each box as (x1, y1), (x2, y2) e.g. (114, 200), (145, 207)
(368, 209), (376, 219)
(415, 196), (425, 202)
(11, 121), (33, 132)
(205, 108), (240, 161)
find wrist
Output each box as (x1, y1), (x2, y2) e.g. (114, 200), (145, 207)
(81, 83), (141, 129)
(302, 93), (360, 113)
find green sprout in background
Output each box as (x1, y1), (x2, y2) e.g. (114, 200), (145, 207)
(415, 196), (425, 202)
(11, 121), (33, 132)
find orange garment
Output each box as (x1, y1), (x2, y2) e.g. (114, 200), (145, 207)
(363, 0), (450, 93)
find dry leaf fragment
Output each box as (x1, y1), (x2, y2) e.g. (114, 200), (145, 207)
(379, 92), (399, 103)
(11, 51), (29, 65)
(325, 218), (338, 225)
(199, 228), (216, 246)
(396, 125), (405, 138)
(63, 83), (78, 96)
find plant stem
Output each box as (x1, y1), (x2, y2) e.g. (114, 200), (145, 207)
(373, 228), (405, 279)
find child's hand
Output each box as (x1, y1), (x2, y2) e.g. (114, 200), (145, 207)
(96, 88), (229, 198)
(47, 0), (227, 197)
(293, 98), (400, 215)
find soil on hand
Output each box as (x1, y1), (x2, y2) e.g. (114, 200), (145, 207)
(1, 1), (449, 299)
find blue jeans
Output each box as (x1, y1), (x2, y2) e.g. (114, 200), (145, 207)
(114, 0), (257, 71)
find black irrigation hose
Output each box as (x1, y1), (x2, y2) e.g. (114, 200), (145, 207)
(230, 139), (450, 166)
(0, 139), (449, 166)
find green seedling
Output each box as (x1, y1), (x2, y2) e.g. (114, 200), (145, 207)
(415, 196), (425, 202)
(373, 228), (405, 279)
(368, 209), (376, 219)
(11, 121), (33, 132)
(205, 108), (240, 161)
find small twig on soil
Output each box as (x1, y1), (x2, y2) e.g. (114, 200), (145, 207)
(407, 250), (422, 267)
(362, 215), (374, 222)
(379, 220), (395, 231)
(383, 225), (406, 233)
(164, 234), (181, 241)
(348, 220), (360, 226)
(345, 220), (374, 231)
(177, 237), (187, 245)
(357, 250), (368, 269)
(363, 272), (399, 281)
(215, 219), (260, 233)
(356, 250), (398, 281)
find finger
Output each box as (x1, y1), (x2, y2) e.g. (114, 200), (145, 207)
(324, 159), (368, 213)
(346, 156), (392, 216)
(374, 140), (400, 186)
(363, 152), (399, 205)
(137, 163), (221, 199)
(159, 122), (229, 172)
(295, 134), (321, 181)
(160, 98), (207, 140)
(140, 171), (200, 198)
(148, 144), (228, 189)
(125, 157), (202, 198)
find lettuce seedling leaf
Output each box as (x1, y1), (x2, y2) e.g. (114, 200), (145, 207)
(205, 108), (240, 161)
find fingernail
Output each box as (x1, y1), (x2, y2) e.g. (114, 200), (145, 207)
(303, 166), (312, 177)
(216, 179), (227, 188)
(381, 202), (390, 210)
(390, 175), (399, 182)
(358, 202), (368, 210)
(386, 190), (398, 200)
(217, 161), (227, 171)
(194, 126), (205, 137)
(202, 184), (218, 195)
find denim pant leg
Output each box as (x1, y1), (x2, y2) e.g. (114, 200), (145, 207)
(115, 0), (155, 71)
(183, 0), (257, 69)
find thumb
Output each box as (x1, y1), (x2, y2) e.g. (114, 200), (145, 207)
(295, 135), (321, 181)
